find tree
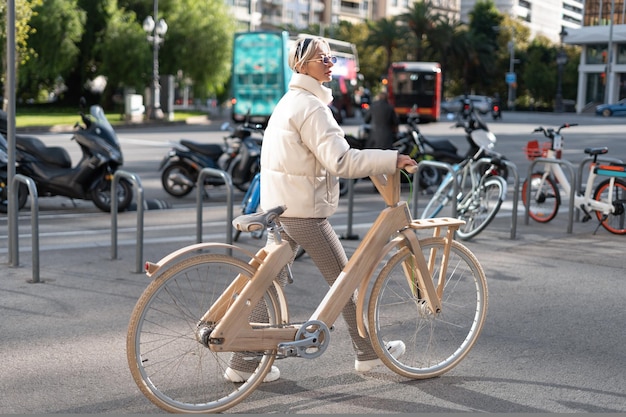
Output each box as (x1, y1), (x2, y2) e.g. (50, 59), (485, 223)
(465, 0), (501, 93)
(523, 37), (556, 108)
(158, 0), (236, 99)
(93, 2), (151, 107)
(0, 0), (43, 107)
(400, 0), (441, 61)
(366, 17), (406, 73)
(18, 0), (86, 101)
(425, 15), (464, 97)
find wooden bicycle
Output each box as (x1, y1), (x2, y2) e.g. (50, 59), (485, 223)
(126, 166), (489, 413)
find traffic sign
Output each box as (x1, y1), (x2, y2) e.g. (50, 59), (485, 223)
(506, 72), (516, 84)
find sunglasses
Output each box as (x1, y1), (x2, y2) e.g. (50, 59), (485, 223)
(307, 56), (337, 65)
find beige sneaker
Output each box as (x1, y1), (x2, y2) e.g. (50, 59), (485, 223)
(355, 340), (406, 372)
(223, 365), (280, 383)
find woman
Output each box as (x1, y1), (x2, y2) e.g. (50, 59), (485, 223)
(225, 37), (417, 383)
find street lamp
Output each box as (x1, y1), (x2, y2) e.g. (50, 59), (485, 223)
(555, 28), (568, 113)
(143, 5), (168, 120)
(507, 39), (516, 111)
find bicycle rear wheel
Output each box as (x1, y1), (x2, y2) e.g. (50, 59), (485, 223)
(522, 173), (560, 223)
(367, 237), (488, 379)
(127, 254), (280, 413)
(455, 175), (506, 240)
(593, 178), (626, 234)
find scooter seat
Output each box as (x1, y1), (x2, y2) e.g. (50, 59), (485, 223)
(180, 140), (224, 159)
(16, 135), (72, 168)
(428, 138), (458, 154)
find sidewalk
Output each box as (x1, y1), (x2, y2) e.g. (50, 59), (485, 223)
(2, 208), (625, 413)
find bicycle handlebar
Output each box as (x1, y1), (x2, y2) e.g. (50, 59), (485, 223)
(532, 123), (578, 137)
(404, 164), (418, 174)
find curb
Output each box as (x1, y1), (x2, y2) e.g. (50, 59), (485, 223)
(14, 114), (227, 135)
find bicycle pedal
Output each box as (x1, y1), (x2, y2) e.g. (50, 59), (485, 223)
(581, 214), (591, 223)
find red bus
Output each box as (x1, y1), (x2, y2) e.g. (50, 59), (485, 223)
(386, 62), (442, 122)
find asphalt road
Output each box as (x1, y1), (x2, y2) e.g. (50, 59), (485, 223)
(1, 110), (625, 414)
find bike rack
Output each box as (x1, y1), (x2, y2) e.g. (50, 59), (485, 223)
(576, 156), (624, 221)
(9, 174), (41, 283)
(525, 158), (576, 233)
(111, 170), (144, 273)
(411, 160), (458, 219)
(196, 168), (233, 253)
(475, 157), (520, 240)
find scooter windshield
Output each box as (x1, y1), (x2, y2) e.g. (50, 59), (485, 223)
(89, 105), (119, 145)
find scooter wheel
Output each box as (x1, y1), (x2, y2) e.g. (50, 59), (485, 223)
(0, 178), (28, 213)
(92, 177), (133, 212)
(161, 163), (195, 197)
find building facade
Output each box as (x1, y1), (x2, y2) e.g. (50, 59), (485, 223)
(225, 0), (461, 32)
(565, 0), (626, 112)
(460, 0), (583, 44)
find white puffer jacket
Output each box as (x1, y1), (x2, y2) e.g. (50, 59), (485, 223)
(260, 74), (398, 218)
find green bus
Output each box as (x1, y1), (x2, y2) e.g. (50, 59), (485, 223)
(231, 31), (359, 125)
(230, 31), (292, 125)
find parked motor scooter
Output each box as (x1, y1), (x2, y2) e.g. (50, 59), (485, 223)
(1, 99), (133, 212)
(354, 106), (464, 192)
(160, 118), (263, 198)
(451, 98), (509, 180)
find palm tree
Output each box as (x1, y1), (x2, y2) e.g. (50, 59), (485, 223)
(399, 0), (441, 61)
(366, 17), (407, 72)
(426, 15), (464, 96)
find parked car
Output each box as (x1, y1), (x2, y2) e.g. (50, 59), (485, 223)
(596, 99), (626, 117)
(441, 95), (492, 115)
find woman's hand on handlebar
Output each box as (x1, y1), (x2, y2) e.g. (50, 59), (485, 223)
(397, 154), (417, 171)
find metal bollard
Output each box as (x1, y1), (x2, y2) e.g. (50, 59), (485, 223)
(111, 171), (144, 273)
(10, 174), (40, 283)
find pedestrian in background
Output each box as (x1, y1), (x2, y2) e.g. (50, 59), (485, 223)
(363, 91), (399, 149)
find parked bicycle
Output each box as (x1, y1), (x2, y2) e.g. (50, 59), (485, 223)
(127, 166), (488, 413)
(521, 123), (626, 234)
(419, 117), (508, 240)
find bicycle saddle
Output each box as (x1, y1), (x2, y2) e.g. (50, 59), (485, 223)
(584, 147), (608, 156)
(232, 205), (286, 232)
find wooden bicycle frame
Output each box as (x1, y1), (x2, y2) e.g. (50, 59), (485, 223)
(203, 169), (464, 353)
(539, 149), (617, 216)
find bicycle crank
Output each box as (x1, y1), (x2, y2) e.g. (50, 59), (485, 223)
(277, 320), (331, 359)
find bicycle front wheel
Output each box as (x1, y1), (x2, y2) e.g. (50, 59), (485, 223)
(521, 173), (560, 223)
(456, 175), (506, 240)
(593, 178), (626, 234)
(127, 254), (281, 413)
(367, 237), (488, 379)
